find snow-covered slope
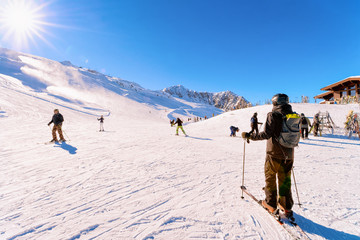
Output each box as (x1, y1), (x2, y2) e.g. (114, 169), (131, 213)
(0, 48), (222, 120)
(163, 85), (249, 111)
(1, 48), (360, 240)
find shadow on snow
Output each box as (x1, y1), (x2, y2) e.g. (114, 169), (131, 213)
(186, 136), (212, 141)
(308, 137), (360, 146)
(295, 213), (360, 240)
(298, 141), (344, 149)
(54, 142), (77, 155)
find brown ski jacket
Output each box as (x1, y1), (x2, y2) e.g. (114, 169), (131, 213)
(251, 104), (294, 160)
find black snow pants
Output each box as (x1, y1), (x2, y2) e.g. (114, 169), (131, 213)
(249, 124), (259, 135)
(301, 128), (308, 138)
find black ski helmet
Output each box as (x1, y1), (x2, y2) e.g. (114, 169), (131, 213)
(271, 94), (289, 106)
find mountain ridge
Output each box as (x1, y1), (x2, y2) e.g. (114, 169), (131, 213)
(163, 85), (250, 111)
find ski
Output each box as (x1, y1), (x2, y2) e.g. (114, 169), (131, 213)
(241, 186), (310, 240)
(278, 212), (311, 240)
(241, 186), (283, 224)
(42, 140), (67, 145)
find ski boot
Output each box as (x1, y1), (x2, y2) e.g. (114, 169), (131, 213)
(278, 203), (295, 221)
(262, 200), (277, 214)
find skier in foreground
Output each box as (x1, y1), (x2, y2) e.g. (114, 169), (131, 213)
(242, 94), (296, 218)
(48, 109), (65, 143)
(230, 126), (239, 137)
(300, 113), (311, 139)
(98, 115), (105, 132)
(174, 118), (187, 136)
(249, 112), (262, 135)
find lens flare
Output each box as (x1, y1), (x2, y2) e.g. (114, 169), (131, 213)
(0, 0), (53, 49)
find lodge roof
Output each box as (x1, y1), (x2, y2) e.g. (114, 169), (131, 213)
(321, 76), (360, 91)
(314, 91), (333, 99)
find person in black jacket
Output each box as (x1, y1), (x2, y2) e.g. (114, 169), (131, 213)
(300, 113), (311, 139)
(98, 115), (104, 132)
(230, 126), (239, 137)
(174, 118), (187, 136)
(48, 109), (65, 142)
(242, 94), (294, 218)
(249, 112), (262, 135)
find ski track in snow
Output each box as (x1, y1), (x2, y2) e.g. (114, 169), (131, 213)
(1, 52), (360, 239)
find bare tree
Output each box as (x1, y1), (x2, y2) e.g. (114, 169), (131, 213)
(301, 96), (309, 103)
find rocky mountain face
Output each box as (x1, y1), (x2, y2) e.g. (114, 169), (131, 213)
(163, 85), (250, 111)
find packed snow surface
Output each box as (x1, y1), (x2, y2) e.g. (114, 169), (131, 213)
(1, 49), (360, 240)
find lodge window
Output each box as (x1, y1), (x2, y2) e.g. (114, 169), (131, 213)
(350, 90), (356, 96)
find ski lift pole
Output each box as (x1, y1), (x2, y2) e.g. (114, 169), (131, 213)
(292, 167), (302, 207)
(241, 140), (246, 199)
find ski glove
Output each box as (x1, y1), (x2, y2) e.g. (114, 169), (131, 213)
(241, 132), (250, 139)
(242, 132), (250, 143)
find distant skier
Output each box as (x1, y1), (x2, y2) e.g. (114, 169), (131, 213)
(354, 113), (360, 138)
(312, 113), (320, 136)
(48, 109), (65, 142)
(174, 118), (187, 136)
(98, 115), (104, 132)
(299, 113), (311, 139)
(242, 94), (297, 218)
(249, 112), (262, 135)
(230, 126), (239, 137)
(345, 110), (360, 138)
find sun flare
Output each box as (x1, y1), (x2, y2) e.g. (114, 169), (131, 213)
(0, 0), (51, 49)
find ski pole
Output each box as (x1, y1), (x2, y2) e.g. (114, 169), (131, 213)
(62, 129), (70, 141)
(292, 167), (302, 207)
(241, 140), (246, 199)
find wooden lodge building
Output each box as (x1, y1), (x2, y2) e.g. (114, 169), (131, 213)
(314, 76), (360, 104)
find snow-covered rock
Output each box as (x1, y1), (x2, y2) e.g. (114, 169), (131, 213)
(163, 85), (249, 111)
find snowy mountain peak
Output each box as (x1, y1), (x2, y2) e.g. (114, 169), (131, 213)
(163, 85), (249, 111)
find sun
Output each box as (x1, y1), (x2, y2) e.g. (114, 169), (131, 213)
(5, 2), (37, 32)
(0, 0), (52, 49)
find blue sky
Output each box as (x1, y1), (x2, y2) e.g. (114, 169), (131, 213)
(1, 0), (359, 104)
